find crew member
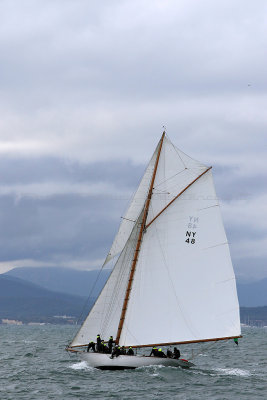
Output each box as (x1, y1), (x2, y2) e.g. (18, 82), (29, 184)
(158, 348), (167, 358)
(127, 347), (134, 356)
(149, 347), (159, 357)
(103, 343), (109, 353)
(173, 347), (180, 359)
(111, 345), (121, 359)
(100, 339), (105, 353)
(108, 336), (115, 353)
(96, 335), (101, 352)
(87, 341), (96, 352)
(167, 348), (173, 358)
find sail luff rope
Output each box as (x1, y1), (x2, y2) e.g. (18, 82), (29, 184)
(115, 131), (166, 345)
(145, 166), (212, 230)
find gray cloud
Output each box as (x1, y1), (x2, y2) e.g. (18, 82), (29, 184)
(0, 0), (266, 278)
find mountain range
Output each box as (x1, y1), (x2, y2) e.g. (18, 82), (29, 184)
(0, 267), (267, 325)
(0, 274), (91, 324)
(5, 266), (267, 307)
(6, 266), (111, 298)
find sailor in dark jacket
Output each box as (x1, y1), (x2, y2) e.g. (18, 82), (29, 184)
(127, 347), (134, 356)
(87, 341), (96, 352)
(103, 343), (109, 354)
(100, 340), (105, 353)
(157, 348), (167, 358)
(111, 345), (121, 359)
(149, 347), (159, 356)
(173, 347), (180, 359)
(96, 335), (101, 352)
(167, 348), (173, 358)
(108, 336), (115, 354)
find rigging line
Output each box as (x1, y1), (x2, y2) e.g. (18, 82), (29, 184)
(189, 336), (235, 361)
(121, 217), (136, 222)
(166, 133), (207, 169)
(103, 233), (137, 334)
(198, 205), (219, 211)
(121, 325), (141, 348)
(202, 241), (228, 250)
(101, 229), (135, 332)
(153, 209), (200, 340)
(101, 218), (142, 335)
(153, 168), (186, 189)
(188, 339), (220, 361)
(72, 260), (111, 342)
(165, 134), (187, 169)
(100, 249), (133, 333)
(152, 187), (170, 194)
(146, 166), (212, 230)
(100, 256), (123, 333)
(215, 277), (236, 285)
(118, 139), (160, 221)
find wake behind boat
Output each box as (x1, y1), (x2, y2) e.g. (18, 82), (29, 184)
(66, 132), (241, 370)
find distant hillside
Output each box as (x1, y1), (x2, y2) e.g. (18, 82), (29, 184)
(6, 267), (111, 298)
(1, 274), (266, 327)
(0, 275), (92, 324)
(240, 306), (267, 326)
(5, 266), (267, 307)
(237, 278), (267, 307)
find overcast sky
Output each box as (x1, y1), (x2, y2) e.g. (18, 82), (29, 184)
(0, 0), (266, 280)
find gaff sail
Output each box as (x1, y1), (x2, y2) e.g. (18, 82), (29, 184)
(70, 134), (241, 348)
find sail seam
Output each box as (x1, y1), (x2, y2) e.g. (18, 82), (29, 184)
(201, 242), (228, 250)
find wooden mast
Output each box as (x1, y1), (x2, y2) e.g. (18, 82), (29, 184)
(115, 131), (165, 344)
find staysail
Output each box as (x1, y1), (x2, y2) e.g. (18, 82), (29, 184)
(71, 212), (144, 347)
(103, 142), (160, 265)
(71, 134), (240, 348)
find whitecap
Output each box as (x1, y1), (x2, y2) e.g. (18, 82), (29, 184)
(137, 364), (165, 371)
(69, 361), (94, 371)
(215, 368), (251, 377)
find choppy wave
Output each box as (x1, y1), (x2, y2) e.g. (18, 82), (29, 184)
(1, 325), (265, 400)
(69, 361), (94, 371)
(214, 368), (251, 377)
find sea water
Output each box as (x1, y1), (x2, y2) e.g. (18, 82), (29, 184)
(0, 325), (266, 400)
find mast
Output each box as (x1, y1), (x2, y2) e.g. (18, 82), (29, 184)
(115, 131), (165, 344)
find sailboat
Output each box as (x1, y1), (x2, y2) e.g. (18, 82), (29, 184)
(67, 132), (241, 369)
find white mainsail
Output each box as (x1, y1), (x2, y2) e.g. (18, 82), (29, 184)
(119, 169), (240, 346)
(71, 134), (240, 349)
